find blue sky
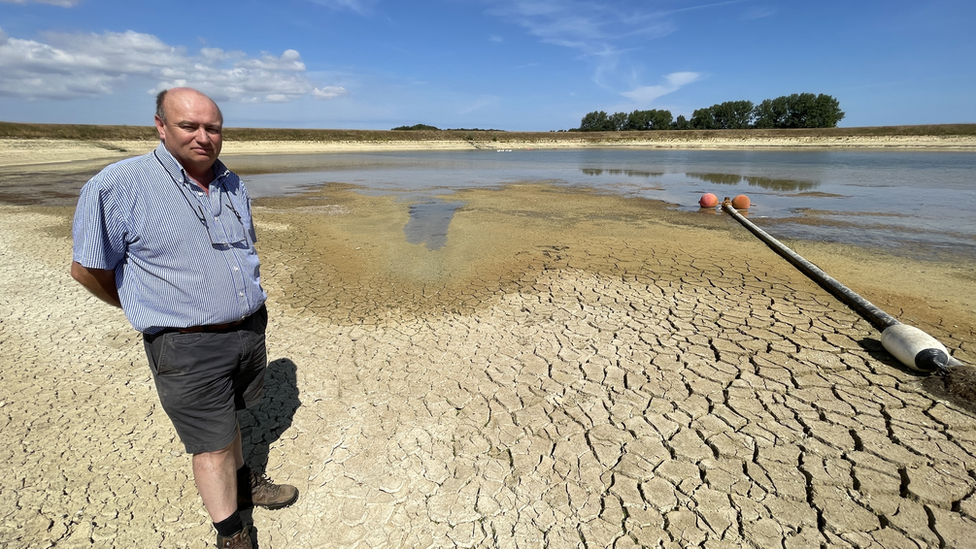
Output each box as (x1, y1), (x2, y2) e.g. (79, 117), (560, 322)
(0, 0), (973, 130)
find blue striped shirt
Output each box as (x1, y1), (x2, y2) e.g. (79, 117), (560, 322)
(72, 143), (267, 333)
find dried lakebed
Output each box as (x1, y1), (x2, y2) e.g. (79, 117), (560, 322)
(1, 183), (975, 547)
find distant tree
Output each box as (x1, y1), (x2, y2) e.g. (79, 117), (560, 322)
(573, 93), (843, 131)
(691, 101), (754, 129)
(784, 93), (817, 128)
(392, 123), (440, 130)
(753, 93), (844, 128)
(691, 107), (717, 129)
(649, 109), (674, 130)
(624, 109), (674, 131)
(625, 110), (653, 131)
(712, 100), (754, 129)
(752, 97), (788, 128)
(609, 111), (628, 131)
(579, 111), (612, 131)
(807, 94), (845, 127)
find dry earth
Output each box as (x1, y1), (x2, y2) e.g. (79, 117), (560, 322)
(2, 172), (976, 549)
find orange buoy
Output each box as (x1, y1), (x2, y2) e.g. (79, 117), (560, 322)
(731, 194), (750, 209)
(698, 193), (718, 208)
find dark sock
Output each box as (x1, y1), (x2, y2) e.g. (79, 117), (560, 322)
(214, 511), (244, 537)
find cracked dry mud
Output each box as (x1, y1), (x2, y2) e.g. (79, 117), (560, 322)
(2, 183), (976, 548)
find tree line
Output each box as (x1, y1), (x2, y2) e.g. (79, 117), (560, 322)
(574, 93), (844, 132)
(392, 123), (505, 132)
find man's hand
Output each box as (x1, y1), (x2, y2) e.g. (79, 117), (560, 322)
(70, 261), (122, 308)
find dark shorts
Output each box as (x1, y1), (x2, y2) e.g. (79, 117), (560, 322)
(143, 305), (268, 454)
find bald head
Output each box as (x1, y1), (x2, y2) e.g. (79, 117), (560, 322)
(156, 88), (223, 125)
(154, 87), (224, 184)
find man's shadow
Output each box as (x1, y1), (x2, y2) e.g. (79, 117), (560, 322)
(239, 357), (302, 473)
(238, 358), (301, 547)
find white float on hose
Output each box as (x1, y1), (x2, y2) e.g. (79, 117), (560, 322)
(881, 324), (964, 373)
(721, 198), (964, 375)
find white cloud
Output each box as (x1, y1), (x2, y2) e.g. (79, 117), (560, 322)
(0, 27), (345, 103)
(621, 71), (701, 105)
(306, 0), (375, 15)
(485, 1), (739, 103)
(238, 49), (306, 72)
(0, 0), (80, 6)
(312, 86), (349, 100)
(485, 0), (684, 94)
(487, 0), (675, 55)
(741, 6), (776, 20)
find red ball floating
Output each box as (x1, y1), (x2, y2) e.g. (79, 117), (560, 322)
(731, 194), (751, 209)
(698, 193), (718, 208)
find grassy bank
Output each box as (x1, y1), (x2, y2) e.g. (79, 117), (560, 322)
(2, 121), (975, 143)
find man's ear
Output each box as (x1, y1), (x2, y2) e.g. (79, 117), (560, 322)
(154, 115), (166, 141)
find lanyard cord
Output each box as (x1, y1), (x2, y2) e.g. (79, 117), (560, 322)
(153, 150), (243, 226)
(154, 150), (209, 228)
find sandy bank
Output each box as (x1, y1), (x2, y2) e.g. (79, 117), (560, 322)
(2, 133), (976, 170)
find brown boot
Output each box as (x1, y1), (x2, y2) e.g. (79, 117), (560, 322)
(240, 469), (299, 510)
(216, 527), (253, 549)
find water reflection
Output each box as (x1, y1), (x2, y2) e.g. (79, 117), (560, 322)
(404, 200), (465, 250)
(743, 176), (818, 192)
(580, 167), (819, 192)
(687, 172), (743, 185)
(231, 149), (976, 262)
(686, 172), (818, 191)
(581, 168), (664, 178)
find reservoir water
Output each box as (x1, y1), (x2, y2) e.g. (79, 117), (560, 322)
(239, 149), (976, 262)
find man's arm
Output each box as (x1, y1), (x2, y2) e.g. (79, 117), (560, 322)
(70, 261), (122, 308)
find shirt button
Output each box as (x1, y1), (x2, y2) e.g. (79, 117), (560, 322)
(239, 292), (244, 297)
(233, 266), (239, 271)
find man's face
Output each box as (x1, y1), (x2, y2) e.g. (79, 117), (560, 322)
(154, 90), (223, 176)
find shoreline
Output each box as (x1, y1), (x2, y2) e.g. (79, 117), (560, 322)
(4, 136), (975, 270)
(3, 134), (976, 170)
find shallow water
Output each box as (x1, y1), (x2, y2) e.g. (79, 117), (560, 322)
(237, 149), (976, 262)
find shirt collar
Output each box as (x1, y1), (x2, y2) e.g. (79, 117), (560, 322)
(153, 142), (230, 185)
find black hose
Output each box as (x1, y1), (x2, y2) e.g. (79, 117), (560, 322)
(721, 201), (899, 331)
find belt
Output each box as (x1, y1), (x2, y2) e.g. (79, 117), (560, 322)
(163, 305), (264, 335)
(177, 318), (247, 334)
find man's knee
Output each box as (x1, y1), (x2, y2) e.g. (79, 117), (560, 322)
(193, 439), (236, 461)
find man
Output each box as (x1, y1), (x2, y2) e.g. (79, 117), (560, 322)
(71, 87), (298, 549)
